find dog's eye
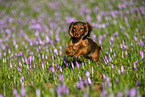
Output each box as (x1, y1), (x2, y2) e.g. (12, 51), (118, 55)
(80, 28), (84, 30)
(73, 27), (76, 29)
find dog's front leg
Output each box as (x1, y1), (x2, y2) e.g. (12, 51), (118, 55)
(74, 46), (87, 57)
(65, 45), (74, 57)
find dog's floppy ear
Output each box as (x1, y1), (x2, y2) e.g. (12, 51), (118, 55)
(68, 22), (74, 37)
(82, 22), (93, 39)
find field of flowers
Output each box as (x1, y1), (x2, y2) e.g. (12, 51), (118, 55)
(0, 0), (145, 97)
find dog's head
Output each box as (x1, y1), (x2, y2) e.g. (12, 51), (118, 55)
(68, 21), (92, 39)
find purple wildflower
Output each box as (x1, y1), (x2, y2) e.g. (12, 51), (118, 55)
(85, 70), (90, 77)
(73, 57), (76, 61)
(133, 36), (137, 42)
(88, 77), (92, 84)
(63, 86), (69, 94)
(36, 47), (39, 52)
(51, 66), (54, 74)
(117, 91), (123, 97)
(51, 87), (54, 93)
(109, 56), (112, 62)
(125, 88), (130, 96)
(65, 63), (68, 67)
(84, 78), (88, 85)
(82, 63), (84, 69)
(140, 39), (144, 46)
(8, 49), (11, 54)
(54, 48), (58, 55)
(100, 89), (107, 97)
(45, 55), (48, 60)
(136, 78), (139, 86)
(76, 61), (79, 69)
(52, 55), (54, 60)
(31, 81), (33, 85)
(41, 61), (44, 70)
(62, 83), (65, 90)
(3, 58), (4, 65)
(55, 63), (57, 68)
(86, 15), (91, 22)
(71, 62), (74, 69)
(65, 16), (77, 24)
(140, 51), (144, 60)
(36, 88), (40, 97)
(60, 66), (62, 72)
(114, 52), (116, 58)
(20, 75), (24, 82)
(78, 74), (82, 81)
(110, 48), (112, 53)
(99, 38), (102, 45)
(133, 60), (139, 69)
(19, 61), (22, 68)
(57, 84), (61, 95)
(103, 73), (106, 80)
(21, 84), (25, 97)
(27, 64), (29, 70)
(22, 58), (25, 63)
(13, 88), (17, 96)
(101, 82), (105, 87)
(133, 62), (137, 69)
(80, 80), (84, 89)
(38, 46), (41, 50)
(10, 63), (12, 69)
(102, 56), (108, 66)
(76, 81), (80, 88)
(59, 73), (62, 82)
(88, 60), (90, 64)
(111, 64), (113, 69)
(63, 56), (67, 63)
(0, 94), (4, 97)
(129, 87), (136, 97)
(125, 51), (127, 55)
(4, 52), (6, 57)
(118, 69), (120, 75)
(106, 77), (110, 86)
(121, 65), (124, 74)
(122, 40), (127, 48)
(59, 50), (62, 56)
(15, 52), (17, 56)
(50, 49), (52, 53)
(115, 77), (119, 83)
(130, 42), (133, 47)
(18, 67), (22, 72)
(42, 54), (44, 59)
(34, 64), (35, 68)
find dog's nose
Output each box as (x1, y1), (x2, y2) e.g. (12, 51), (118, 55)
(75, 33), (78, 36)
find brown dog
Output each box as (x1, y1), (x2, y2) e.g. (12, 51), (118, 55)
(65, 21), (101, 61)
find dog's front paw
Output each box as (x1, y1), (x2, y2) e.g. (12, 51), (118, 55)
(67, 52), (74, 57)
(74, 51), (80, 57)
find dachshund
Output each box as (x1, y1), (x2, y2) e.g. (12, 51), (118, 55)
(65, 21), (101, 61)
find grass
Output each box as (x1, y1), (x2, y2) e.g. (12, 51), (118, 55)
(0, 0), (145, 97)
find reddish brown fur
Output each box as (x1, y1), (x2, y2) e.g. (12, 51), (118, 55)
(65, 21), (101, 61)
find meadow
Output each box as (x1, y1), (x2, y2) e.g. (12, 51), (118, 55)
(0, 0), (145, 97)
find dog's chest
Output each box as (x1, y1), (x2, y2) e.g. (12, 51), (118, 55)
(69, 38), (88, 51)
(72, 43), (79, 50)
(72, 41), (86, 50)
